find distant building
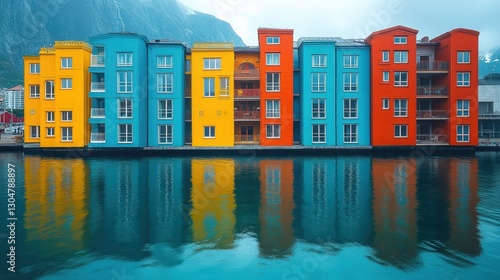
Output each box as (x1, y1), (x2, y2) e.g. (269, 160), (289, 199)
(478, 75), (500, 141)
(0, 111), (24, 124)
(3, 85), (24, 109)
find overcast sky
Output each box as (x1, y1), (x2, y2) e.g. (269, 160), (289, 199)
(178, 0), (498, 52)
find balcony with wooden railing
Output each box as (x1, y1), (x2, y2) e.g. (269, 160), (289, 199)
(417, 110), (449, 119)
(235, 134), (260, 144)
(417, 86), (448, 97)
(417, 134), (448, 145)
(234, 69), (260, 80)
(234, 111), (260, 120)
(417, 61), (449, 72)
(234, 89), (260, 99)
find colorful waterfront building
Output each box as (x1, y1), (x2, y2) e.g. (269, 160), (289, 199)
(190, 43), (235, 147)
(88, 32), (148, 148)
(23, 41), (91, 147)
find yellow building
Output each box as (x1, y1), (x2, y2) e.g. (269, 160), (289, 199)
(24, 41), (91, 147)
(191, 43), (235, 146)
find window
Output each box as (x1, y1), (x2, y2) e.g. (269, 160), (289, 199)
(30, 85), (40, 98)
(457, 100), (470, 117)
(158, 125), (173, 144)
(118, 124), (133, 143)
(158, 99), (173, 119)
(394, 99), (408, 117)
(457, 125), (470, 142)
(266, 100), (280, 118)
(61, 57), (72, 68)
(46, 111), (54, 122)
(30, 63), (40, 74)
(312, 54), (326, 67)
(220, 77), (230, 96)
(312, 124), (326, 143)
(204, 77), (215, 97)
(457, 72), (470, 86)
(157, 55), (173, 68)
(30, 126), (40, 138)
(394, 125), (408, 138)
(344, 124), (358, 143)
(266, 124), (280, 138)
(117, 53), (132, 66)
(312, 99), (326, 119)
(61, 111), (73, 121)
(266, 36), (280, 44)
(343, 73), (358, 91)
(394, 72), (408, 86)
(394, 51), (408, 63)
(61, 78), (72, 89)
(382, 98), (390, 109)
(394, 36), (407, 44)
(383, 71), (390, 82)
(61, 127), (73, 142)
(382, 51), (390, 62)
(45, 80), (54, 99)
(204, 126), (215, 138)
(117, 72), (133, 93)
(266, 73), (280, 92)
(311, 72), (326, 92)
(344, 99), (358, 119)
(203, 58), (221, 69)
(118, 98), (132, 118)
(457, 51), (470, 63)
(266, 53), (280, 65)
(157, 73), (173, 93)
(46, 127), (54, 137)
(344, 55), (358, 68)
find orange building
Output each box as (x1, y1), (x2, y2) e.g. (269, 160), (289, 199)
(258, 28), (294, 146)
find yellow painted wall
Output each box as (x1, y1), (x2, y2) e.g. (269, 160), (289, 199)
(23, 56), (42, 144)
(191, 43), (235, 146)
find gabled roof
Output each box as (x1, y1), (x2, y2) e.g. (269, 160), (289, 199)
(365, 25), (418, 44)
(431, 28), (480, 42)
(7, 85), (23, 91)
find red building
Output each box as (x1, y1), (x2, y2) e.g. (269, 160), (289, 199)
(0, 111), (24, 124)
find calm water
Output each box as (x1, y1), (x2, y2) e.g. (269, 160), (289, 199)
(0, 152), (499, 279)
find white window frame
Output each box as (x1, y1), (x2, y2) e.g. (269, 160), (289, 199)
(394, 51), (408, 63)
(61, 127), (73, 142)
(203, 58), (221, 70)
(46, 127), (55, 137)
(266, 53), (280, 65)
(158, 99), (173, 119)
(157, 73), (173, 93)
(457, 100), (470, 117)
(61, 78), (72, 89)
(456, 125), (470, 142)
(312, 124), (326, 143)
(158, 125), (173, 144)
(204, 126), (216, 138)
(118, 124), (133, 143)
(61, 111), (72, 122)
(312, 54), (327, 67)
(266, 100), (280, 118)
(394, 125), (408, 138)
(457, 72), (470, 87)
(157, 55), (173, 68)
(30, 63), (40, 74)
(343, 73), (358, 92)
(204, 77), (215, 97)
(394, 36), (407, 44)
(117, 52), (133, 66)
(311, 99), (326, 119)
(394, 99), (408, 117)
(266, 72), (280, 92)
(220, 77), (230, 96)
(61, 57), (73, 69)
(457, 51), (470, 64)
(394, 72), (408, 86)
(118, 98), (133, 118)
(117, 71), (133, 93)
(266, 124), (280, 139)
(30, 85), (40, 98)
(266, 36), (280, 44)
(382, 98), (390, 110)
(30, 126), (40, 139)
(344, 124), (358, 143)
(343, 55), (358, 68)
(45, 80), (55, 99)
(382, 51), (390, 62)
(311, 72), (326, 92)
(46, 111), (55, 123)
(383, 71), (390, 82)
(344, 98), (358, 119)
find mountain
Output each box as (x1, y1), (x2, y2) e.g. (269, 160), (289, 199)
(0, 0), (245, 87)
(479, 47), (500, 79)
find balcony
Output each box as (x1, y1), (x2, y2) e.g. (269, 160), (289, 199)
(417, 60), (449, 72)
(185, 88), (191, 98)
(417, 110), (449, 119)
(91, 55), (105, 67)
(234, 89), (260, 99)
(90, 108), (105, 118)
(235, 134), (260, 144)
(234, 111), (260, 120)
(417, 86), (448, 97)
(479, 112), (500, 119)
(90, 133), (106, 143)
(234, 69), (260, 80)
(91, 82), (105, 92)
(417, 134), (449, 145)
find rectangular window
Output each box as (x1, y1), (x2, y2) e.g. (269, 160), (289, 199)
(343, 55), (358, 68)
(394, 72), (408, 86)
(203, 58), (221, 69)
(204, 126), (216, 138)
(266, 100), (280, 118)
(157, 73), (173, 93)
(61, 111), (73, 121)
(46, 127), (54, 137)
(117, 53), (133, 66)
(61, 57), (72, 68)
(394, 36), (407, 44)
(312, 54), (326, 67)
(118, 124), (133, 143)
(61, 127), (73, 142)
(158, 99), (173, 119)
(343, 73), (358, 91)
(220, 77), (230, 96)
(457, 51), (470, 63)
(383, 71), (390, 82)
(394, 51), (408, 63)
(312, 124), (326, 143)
(457, 125), (470, 142)
(457, 100), (470, 117)
(118, 98), (132, 118)
(30, 126), (40, 138)
(158, 125), (173, 144)
(46, 111), (54, 122)
(204, 77), (215, 97)
(266, 36), (280, 44)
(311, 72), (326, 92)
(30, 63), (40, 74)
(45, 80), (55, 99)
(394, 125), (408, 138)
(117, 71), (133, 93)
(311, 99), (326, 119)
(344, 124), (358, 143)
(266, 73), (280, 92)
(457, 72), (470, 86)
(343, 99), (358, 119)
(157, 55), (173, 68)
(266, 124), (280, 138)
(266, 53), (280, 65)
(30, 85), (40, 98)
(394, 99), (408, 117)
(61, 78), (72, 89)
(382, 51), (390, 62)
(382, 98), (390, 109)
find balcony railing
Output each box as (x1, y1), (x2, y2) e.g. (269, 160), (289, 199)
(234, 111), (260, 120)
(90, 133), (106, 143)
(417, 60), (449, 71)
(90, 108), (105, 118)
(91, 55), (105, 67)
(417, 86), (448, 97)
(235, 134), (260, 143)
(185, 88), (191, 97)
(234, 89), (260, 98)
(234, 69), (260, 79)
(91, 82), (105, 92)
(417, 134), (448, 145)
(185, 112), (192, 121)
(479, 112), (500, 119)
(417, 110), (449, 119)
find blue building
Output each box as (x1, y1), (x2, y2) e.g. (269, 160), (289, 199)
(147, 40), (186, 147)
(88, 33), (148, 148)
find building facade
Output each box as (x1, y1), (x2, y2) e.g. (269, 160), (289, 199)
(3, 86), (24, 109)
(478, 74), (500, 142)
